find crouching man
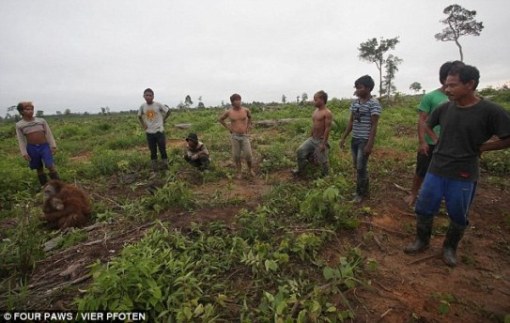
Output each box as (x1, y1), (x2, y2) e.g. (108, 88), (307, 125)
(184, 133), (210, 171)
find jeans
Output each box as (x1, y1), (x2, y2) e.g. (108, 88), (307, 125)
(415, 172), (477, 226)
(146, 132), (168, 160)
(351, 137), (369, 196)
(296, 137), (329, 176)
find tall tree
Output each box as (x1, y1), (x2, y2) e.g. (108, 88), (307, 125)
(358, 37), (400, 97)
(383, 54), (403, 100)
(36, 110), (44, 117)
(281, 95), (286, 104)
(409, 82), (422, 93)
(184, 95), (193, 107)
(435, 4), (484, 61)
(301, 93), (308, 104)
(296, 96), (300, 103)
(64, 108), (71, 115)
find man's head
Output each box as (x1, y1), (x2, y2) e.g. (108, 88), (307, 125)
(186, 133), (199, 148)
(230, 93), (241, 108)
(143, 88), (154, 104)
(17, 101), (34, 117)
(313, 90), (328, 107)
(444, 65), (480, 102)
(354, 75), (375, 98)
(439, 60), (465, 85)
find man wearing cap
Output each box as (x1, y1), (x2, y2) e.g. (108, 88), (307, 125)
(184, 133), (210, 171)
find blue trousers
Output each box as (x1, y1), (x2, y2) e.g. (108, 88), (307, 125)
(415, 172), (477, 226)
(351, 138), (369, 196)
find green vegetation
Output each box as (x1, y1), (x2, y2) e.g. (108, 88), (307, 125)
(0, 90), (509, 320)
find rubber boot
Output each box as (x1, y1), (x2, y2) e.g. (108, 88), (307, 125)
(38, 173), (48, 186)
(49, 171), (60, 180)
(151, 160), (158, 172)
(404, 215), (433, 254)
(161, 159), (169, 170)
(442, 222), (466, 267)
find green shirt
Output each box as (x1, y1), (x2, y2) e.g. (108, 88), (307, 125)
(418, 89), (448, 145)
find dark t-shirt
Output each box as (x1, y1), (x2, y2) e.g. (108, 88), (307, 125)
(427, 99), (510, 181)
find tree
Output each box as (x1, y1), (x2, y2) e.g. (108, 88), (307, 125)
(435, 4), (484, 61)
(184, 95), (193, 108)
(409, 82), (422, 93)
(296, 96), (300, 103)
(64, 108), (71, 115)
(56, 111), (62, 115)
(197, 96), (205, 108)
(281, 95), (286, 104)
(358, 37), (400, 98)
(382, 54), (403, 100)
(36, 110), (44, 117)
(301, 93), (308, 104)
(100, 107), (106, 115)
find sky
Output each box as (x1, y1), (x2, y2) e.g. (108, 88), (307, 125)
(1, 0), (509, 115)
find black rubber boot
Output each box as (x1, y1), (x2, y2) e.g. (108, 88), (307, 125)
(161, 159), (169, 170)
(49, 171), (60, 180)
(151, 160), (158, 172)
(442, 222), (466, 267)
(404, 215), (433, 254)
(38, 173), (48, 186)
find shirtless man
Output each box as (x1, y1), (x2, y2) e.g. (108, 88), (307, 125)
(219, 93), (255, 179)
(293, 90), (333, 177)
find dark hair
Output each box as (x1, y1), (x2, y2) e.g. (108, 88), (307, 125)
(439, 60), (464, 84)
(17, 101), (33, 115)
(143, 88), (154, 95)
(230, 93), (241, 103)
(354, 75), (375, 91)
(315, 90), (328, 104)
(448, 65), (480, 89)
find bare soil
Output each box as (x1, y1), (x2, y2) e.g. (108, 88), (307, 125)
(14, 158), (510, 322)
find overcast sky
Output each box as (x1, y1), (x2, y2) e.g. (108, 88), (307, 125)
(1, 0), (509, 115)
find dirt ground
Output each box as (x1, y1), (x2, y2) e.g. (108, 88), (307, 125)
(16, 159), (510, 321)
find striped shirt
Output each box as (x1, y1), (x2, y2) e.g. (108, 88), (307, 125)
(350, 98), (382, 139)
(15, 117), (57, 155)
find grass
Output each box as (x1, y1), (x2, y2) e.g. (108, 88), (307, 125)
(0, 90), (509, 320)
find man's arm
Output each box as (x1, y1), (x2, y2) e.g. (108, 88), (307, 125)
(480, 136), (510, 154)
(43, 119), (57, 154)
(246, 108), (252, 132)
(16, 124), (29, 160)
(417, 112), (434, 155)
(163, 105), (171, 122)
(320, 111), (333, 151)
(339, 114), (353, 149)
(364, 115), (379, 155)
(218, 110), (231, 132)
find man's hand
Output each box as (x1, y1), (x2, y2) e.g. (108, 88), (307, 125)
(319, 142), (326, 152)
(339, 138), (346, 150)
(418, 142), (429, 156)
(23, 154), (31, 161)
(143, 123), (148, 130)
(363, 144), (373, 156)
(51, 147), (57, 155)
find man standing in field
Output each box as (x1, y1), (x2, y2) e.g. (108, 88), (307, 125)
(340, 75), (381, 203)
(404, 65), (510, 267)
(293, 90), (333, 177)
(219, 93), (255, 179)
(138, 88), (171, 172)
(404, 61), (464, 206)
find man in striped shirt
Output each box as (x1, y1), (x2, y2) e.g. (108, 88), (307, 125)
(340, 75), (382, 203)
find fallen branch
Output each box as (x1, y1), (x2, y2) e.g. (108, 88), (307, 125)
(361, 221), (410, 237)
(406, 253), (441, 265)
